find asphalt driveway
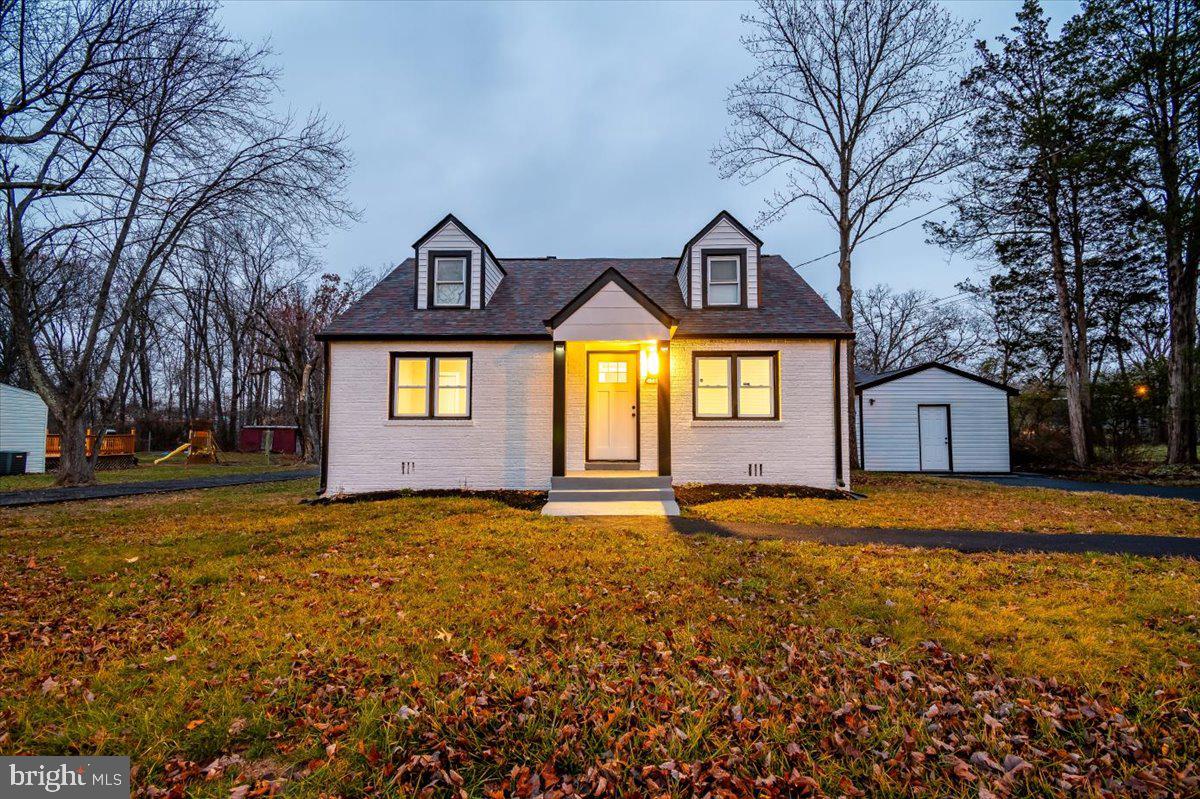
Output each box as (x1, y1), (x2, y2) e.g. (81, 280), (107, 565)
(944, 473), (1200, 502)
(669, 517), (1200, 559)
(0, 469), (318, 508)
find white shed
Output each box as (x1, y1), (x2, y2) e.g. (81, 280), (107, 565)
(855, 363), (1017, 473)
(0, 383), (49, 473)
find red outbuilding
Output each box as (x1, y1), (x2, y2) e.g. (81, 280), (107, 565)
(238, 425), (300, 454)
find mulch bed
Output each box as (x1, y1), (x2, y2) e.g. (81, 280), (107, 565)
(675, 483), (851, 507)
(306, 488), (548, 511)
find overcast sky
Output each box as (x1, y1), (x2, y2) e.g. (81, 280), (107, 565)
(217, 0), (1075, 305)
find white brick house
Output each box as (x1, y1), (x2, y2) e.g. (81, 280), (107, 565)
(318, 211), (853, 513)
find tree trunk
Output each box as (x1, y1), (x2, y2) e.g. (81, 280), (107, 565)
(838, 219), (858, 469)
(1165, 245), (1197, 463)
(296, 360), (318, 463)
(1045, 186), (1091, 467)
(1068, 210), (1095, 464)
(55, 413), (95, 486)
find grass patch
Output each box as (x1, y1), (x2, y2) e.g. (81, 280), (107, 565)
(0, 451), (309, 493)
(0, 481), (1197, 796)
(689, 472), (1200, 536)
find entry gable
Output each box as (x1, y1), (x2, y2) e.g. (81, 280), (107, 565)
(544, 268), (677, 342)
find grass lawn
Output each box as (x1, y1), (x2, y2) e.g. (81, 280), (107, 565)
(0, 451), (309, 493)
(687, 472), (1200, 537)
(1, 482), (1197, 796)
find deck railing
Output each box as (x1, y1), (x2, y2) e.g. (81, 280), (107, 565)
(46, 428), (137, 458)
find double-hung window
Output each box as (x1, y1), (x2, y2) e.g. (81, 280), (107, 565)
(693, 352), (778, 419)
(431, 253), (469, 307)
(704, 253), (742, 306)
(390, 353), (472, 419)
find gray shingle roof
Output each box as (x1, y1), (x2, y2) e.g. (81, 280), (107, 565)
(319, 255), (851, 340)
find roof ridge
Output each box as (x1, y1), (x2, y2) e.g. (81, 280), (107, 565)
(500, 256), (679, 262)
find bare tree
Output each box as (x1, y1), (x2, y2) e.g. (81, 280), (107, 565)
(174, 217), (310, 448)
(0, 0), (166, 176)
(853, 283), (986, 374)
(255, 272), (367, 463)
(713, 0), (971, 465)
(1, 0), (353, 484)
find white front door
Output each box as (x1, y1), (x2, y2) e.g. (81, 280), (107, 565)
(918, 405), (951, 471)
(588, 352), (638, 462)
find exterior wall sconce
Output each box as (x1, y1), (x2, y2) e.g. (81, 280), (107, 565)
(641, 342), (660, 383)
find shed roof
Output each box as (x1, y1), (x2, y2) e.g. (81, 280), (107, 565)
(854, 362), (1018, 395)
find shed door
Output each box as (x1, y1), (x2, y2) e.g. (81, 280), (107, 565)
(588, 353), (638, 462)
(918, 405), (951, 471)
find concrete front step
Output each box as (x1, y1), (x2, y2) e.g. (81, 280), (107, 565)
(551, 475), (672, 490)
(544, 474), (680, 516)
(548, 488), (677, 503)
(542, 499), (681, 517)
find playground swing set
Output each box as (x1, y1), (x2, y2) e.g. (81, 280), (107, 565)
(154, 419), (221, 465)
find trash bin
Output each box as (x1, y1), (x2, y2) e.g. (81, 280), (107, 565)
(0, 451), (28, 476)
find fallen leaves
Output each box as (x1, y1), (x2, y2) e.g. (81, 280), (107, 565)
(1, 492), (1198, 798)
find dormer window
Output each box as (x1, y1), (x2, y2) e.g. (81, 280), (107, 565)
(430, 251), (470, 307)
(703, 250), (745, 307)
(413, 214), (505, 310)
(676, 211), (762, 309)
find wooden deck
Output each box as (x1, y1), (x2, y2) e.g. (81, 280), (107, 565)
(45, 427), (136, 458)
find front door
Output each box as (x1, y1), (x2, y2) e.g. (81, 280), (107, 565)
(588, 352), (638, 462)
(918, 404), (951, 471)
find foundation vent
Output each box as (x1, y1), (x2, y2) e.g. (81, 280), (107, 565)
(748, 463), (764, 478)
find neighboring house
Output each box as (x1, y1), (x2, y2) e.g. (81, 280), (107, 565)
(317, 211), (852, 513)
(0, 383), (49, 474)
(855, 362), (1017, 474)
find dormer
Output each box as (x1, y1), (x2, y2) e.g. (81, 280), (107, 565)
(674, 211), (764, 309)
(412, 213), (506, 310)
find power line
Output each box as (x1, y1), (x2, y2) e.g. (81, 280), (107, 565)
(791, 201), (955, 270)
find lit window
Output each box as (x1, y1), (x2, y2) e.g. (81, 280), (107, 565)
(391, 353), (472, 418)
(695, 357), (732, 417)
(737, 356), (774, 417)
(392, 358), (429, 416)
(706, 256), (740, 306)
(693, 352), (778, 419)
(435, 357), (470, 417)
(433, 256), (467, 307)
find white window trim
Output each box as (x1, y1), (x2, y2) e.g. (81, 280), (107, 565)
(433, 355), (471, 418)
(705, 255), (741, 307)
(432, 256), (468, 308)
(694, 355), (733, 419)
(391, 356), (430, 418)
(736, 355), (776, 418)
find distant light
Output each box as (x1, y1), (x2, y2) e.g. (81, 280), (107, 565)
(1134, 384), (1150, 398)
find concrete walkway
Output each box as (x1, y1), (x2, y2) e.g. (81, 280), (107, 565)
(945, 473), (1200, 502)
(0, 469), (318, 508)
(668, 517), (1200, 559)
